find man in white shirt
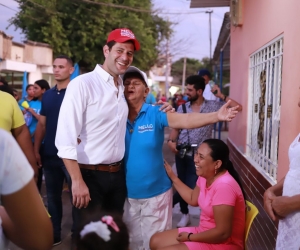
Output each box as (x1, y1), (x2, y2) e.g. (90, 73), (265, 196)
(198, 69), (218, 101)
(55, 28), (140, 229)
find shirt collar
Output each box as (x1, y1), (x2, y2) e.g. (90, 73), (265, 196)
(187, 99), (208, 108)
(51, 85), (66, 92)
(94, 64), (123, 86)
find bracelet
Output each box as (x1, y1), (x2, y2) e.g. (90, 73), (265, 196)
(167, 139), (176, 143)
(187, 233), (193, 241)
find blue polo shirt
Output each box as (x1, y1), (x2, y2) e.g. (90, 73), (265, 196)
(40, 86), (66, 157)
(124, 103), (171, 199)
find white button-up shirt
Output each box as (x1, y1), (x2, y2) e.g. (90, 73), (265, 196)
(55, 65), (128, 164)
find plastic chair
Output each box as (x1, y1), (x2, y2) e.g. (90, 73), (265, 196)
(245, 200), (259, 249)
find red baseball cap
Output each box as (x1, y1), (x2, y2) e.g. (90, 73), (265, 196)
(106, 28), (140, 51)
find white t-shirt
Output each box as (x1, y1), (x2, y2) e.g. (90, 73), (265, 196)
(0, 129), (34, 248)
(203, 83), (218, 101)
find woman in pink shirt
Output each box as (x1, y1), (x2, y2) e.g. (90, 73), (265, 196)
(150, 139), (245, 250)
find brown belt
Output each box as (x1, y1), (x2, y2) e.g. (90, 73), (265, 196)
(79, 161), (122, 172)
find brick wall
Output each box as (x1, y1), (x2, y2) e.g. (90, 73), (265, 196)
(227, 140), (278, 250)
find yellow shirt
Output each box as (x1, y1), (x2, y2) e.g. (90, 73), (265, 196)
(0, 91), (25, 132)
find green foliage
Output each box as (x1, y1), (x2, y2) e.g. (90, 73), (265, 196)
(9, 0), (171, 71)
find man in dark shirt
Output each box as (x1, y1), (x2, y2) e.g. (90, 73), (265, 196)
(34, 55), (74, 246)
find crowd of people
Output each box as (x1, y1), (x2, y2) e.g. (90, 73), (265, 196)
(0, 27), (299, 250)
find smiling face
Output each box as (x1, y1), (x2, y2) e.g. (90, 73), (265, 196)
(186, 84), (203, 102)
(194, 143), (221, 178)
(102, 42), (134, 78)
(124, 76), (149, 105)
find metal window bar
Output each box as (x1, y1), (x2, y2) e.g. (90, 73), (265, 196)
(247, 36), (283, 182)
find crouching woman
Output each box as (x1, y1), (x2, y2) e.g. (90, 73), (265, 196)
(150, 139), (245, 250)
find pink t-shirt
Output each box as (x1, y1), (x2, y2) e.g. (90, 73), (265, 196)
(197, 171), (245, 249)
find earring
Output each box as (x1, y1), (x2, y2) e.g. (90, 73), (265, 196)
(214, 169), (217, 175)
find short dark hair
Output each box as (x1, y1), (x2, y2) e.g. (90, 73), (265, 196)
(185, 75), (205, 92)
(26, 84), (34, 91)
(34, 79), (50, 91)
(0, 85), (14, 96)
(123, 72), (147, 86)
(106, 41), (116, 50)
(106, 40), (135, 51)
(55, 55), (74, 66)
(0, 76), (8, 86)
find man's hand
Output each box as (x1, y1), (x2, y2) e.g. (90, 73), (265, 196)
(155, 100), (175, 113)
(211, 85), (222, 97)
(176, 232), (190, 242)
(34, 151), (42, 167)
(167, 141), (178, 154)
(72, 179), (91, 209)
(217, 101), (239, 122)
(263, 188), (277, 221)
(272, 196), (293, 219)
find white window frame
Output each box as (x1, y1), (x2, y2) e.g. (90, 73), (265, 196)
(246, 35), (283, 183)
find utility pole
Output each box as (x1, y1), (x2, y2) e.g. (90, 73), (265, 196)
(181, 57), (186, 94)
(165, 17), (170, 99)
(205, 10), (213, 70)
(165, 36), (170, 99)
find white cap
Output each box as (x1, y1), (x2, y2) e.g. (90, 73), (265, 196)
(122, 66), (148, 86)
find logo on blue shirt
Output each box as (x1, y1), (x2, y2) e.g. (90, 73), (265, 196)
(138, 124), (154, 133)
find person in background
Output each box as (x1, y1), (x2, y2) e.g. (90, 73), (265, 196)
(176, 94), (186, 108)
(76, 212), (129, 250)
(0, 85), (14, 96)
(168, 75), (242, 227)
(19, 84), (36, 129)
(19, 84), (35, 104)
(0, 90), (39, 180)
(12, 89), (20, 101)
(34, 55), (75, 246)
(0, 77), (8, 86)
(145, 92), (156, 104)
(27, 79), (50, 191)
(122, 66), (240, 250)
(0, 129), (53, 250)
(263, 92), (300, 250)
(198, 69), (218, 101)
(150, 139), (245, 250)
(161, 94), (167, 102)
(23, 80), (50, 139)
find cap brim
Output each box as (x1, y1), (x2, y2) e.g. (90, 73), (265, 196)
(114, 37), (140, 51)
(122, 66), (148, 86)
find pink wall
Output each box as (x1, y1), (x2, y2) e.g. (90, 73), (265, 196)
(229, 0), (300, 180)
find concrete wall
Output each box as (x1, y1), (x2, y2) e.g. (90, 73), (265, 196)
(11, 43), (24, 62)
(229, 0), (300, 180)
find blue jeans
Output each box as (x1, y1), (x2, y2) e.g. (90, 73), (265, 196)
(173, 154), (198, 214)
(43, 155), (73, 240)
(73, 167), (127, 237)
